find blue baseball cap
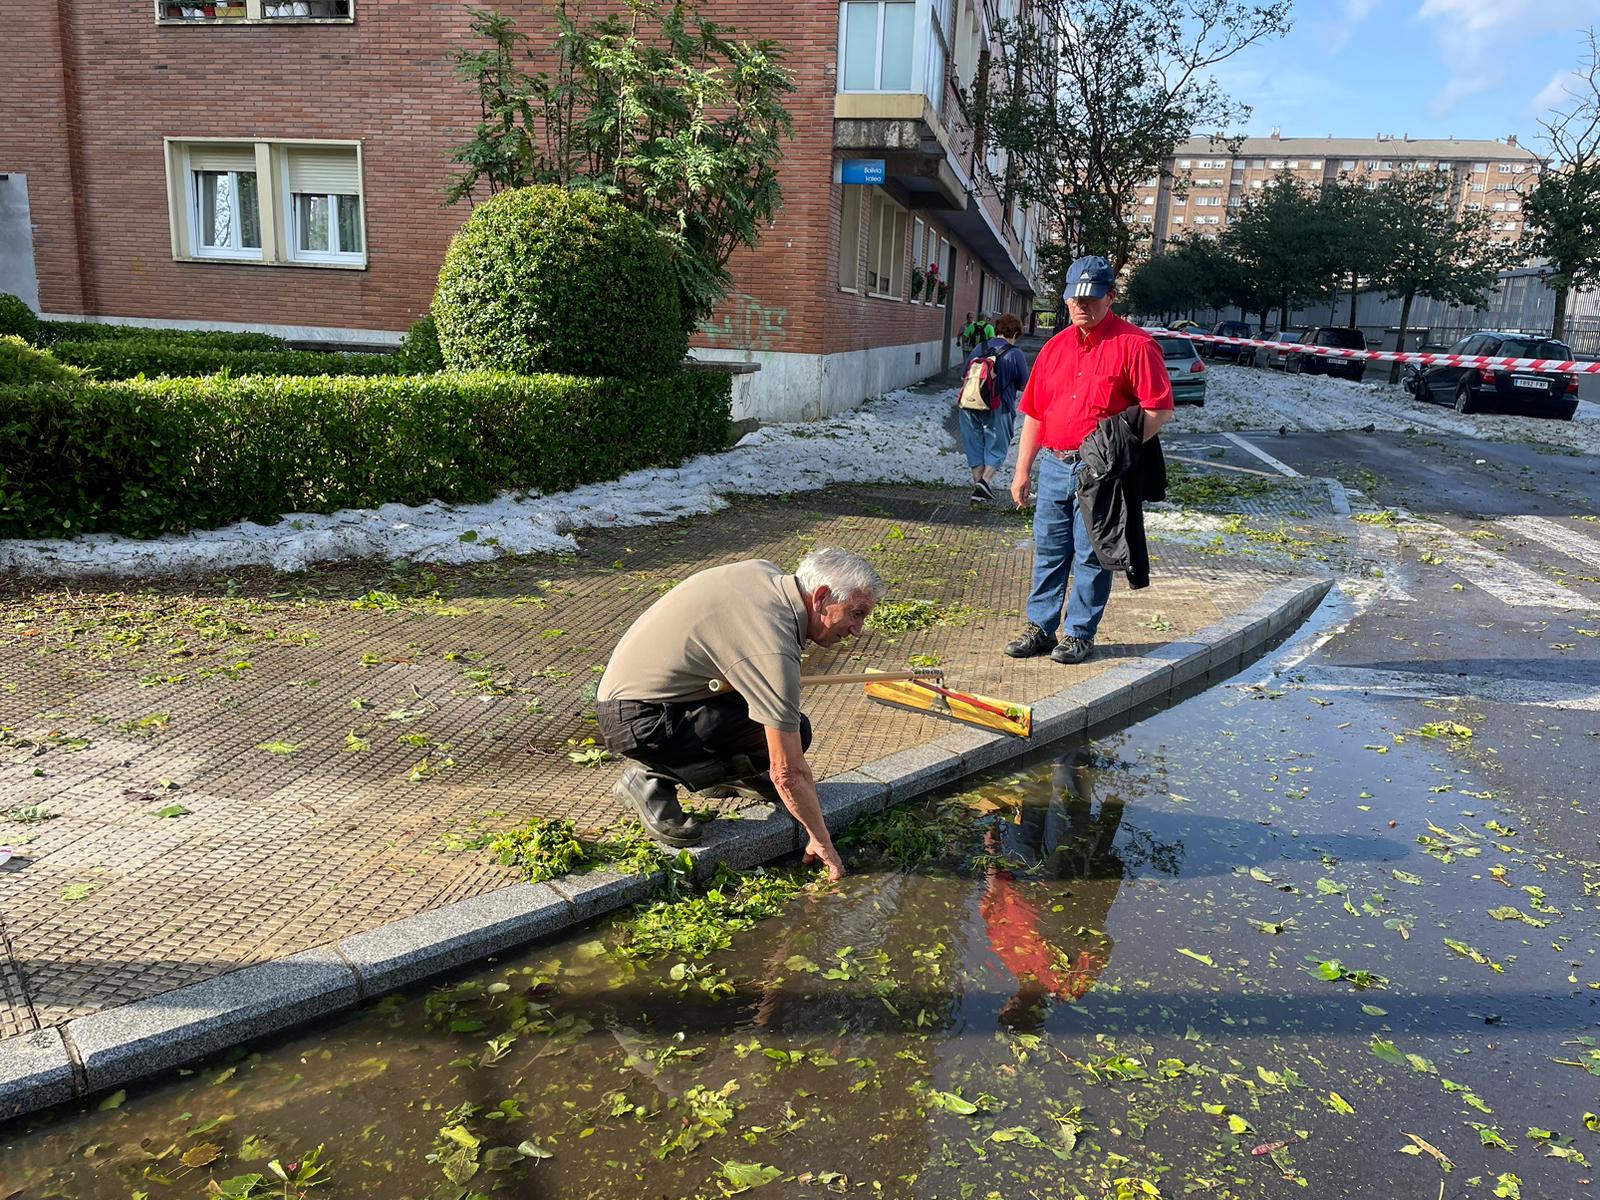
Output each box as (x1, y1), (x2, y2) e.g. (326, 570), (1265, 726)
(1065, 255), (1116, 300)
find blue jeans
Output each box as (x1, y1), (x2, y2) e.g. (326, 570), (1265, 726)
(1026, 454), (1112, 641)
(959, 404), (1015, 471)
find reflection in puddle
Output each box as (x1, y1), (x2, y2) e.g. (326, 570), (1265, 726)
(4, 681), (1599, 1199)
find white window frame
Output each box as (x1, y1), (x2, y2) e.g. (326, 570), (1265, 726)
(187, 162), (263, 261)
(865, 187), (907, 298)
(166, 136), (366, 269)
(286, 189), (364, 264)
(838, 1), (917, 93)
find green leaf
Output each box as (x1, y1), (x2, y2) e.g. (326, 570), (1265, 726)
(61, 882), (97, 902)
(926, 1089), (980, 1116)
(1493, 1172), (1522, 1198)
(1370, 1038), (1406, 1066)
(1325, 1091), (1355, 1115)
(719, 1160), (783, 1192)
(149, 803), (190, 819)
(256, 740), (299, 756)
(516, 1139), (554, 1160)
(1177, 947), (1216, 968)
(98, 1089), (126, 1110)
(1391, 868), (1424, 885)
(1360, 1004), (1388, 1017)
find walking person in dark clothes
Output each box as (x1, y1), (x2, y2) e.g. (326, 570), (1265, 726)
(959, 312), (1031, 502)
(594, 547), (883, 878)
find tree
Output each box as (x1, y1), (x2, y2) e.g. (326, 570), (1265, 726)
(1369, 172), (1518, 382)
(1123, 235), (1241, 323)
(1318, 178), (1390, 326)
(447, 3), (795, 333)
(974, 0), (1291, 271)
(1523, 28), (1600, 340)
(1221, 175), (1339, 331)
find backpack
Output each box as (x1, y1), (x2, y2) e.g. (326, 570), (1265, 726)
(959, 345), (1005, 412)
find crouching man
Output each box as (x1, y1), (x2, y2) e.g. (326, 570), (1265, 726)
(594, 547), (883, 881)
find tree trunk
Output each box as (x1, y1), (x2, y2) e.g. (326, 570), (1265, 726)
(1389, 290), (1415, 385)
(1553, 284), (1570, 341)
(1347, 270), (1359, 326)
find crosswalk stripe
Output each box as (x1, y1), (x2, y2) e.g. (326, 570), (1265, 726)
(1498, 515), (1600, 570)
(1415, 521), (1599, 611)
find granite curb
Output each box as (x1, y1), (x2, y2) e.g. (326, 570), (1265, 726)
(2, 575), (1333, 1120)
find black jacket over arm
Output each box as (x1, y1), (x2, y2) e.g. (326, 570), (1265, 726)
(1076, 408), (1167, 590)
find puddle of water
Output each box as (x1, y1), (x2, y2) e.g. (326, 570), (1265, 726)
(4, 665), (1599, 1199)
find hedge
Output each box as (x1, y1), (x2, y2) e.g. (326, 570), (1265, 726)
(0, 370), (731, 540)
(0, 295), (40, 343)
(37, 321), (285, 351)
(0, 335), (80, 388)
(434, 186), (684, 380)
(48, 338), (399, 380)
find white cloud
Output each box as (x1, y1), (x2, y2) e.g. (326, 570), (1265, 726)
(1416, 0), (1600, 118)
(1322, 0), (1381, 54)
(1529, 66), (1588, 115)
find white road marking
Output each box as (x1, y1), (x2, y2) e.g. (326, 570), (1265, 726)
(1222, 432), (1303, 478)
(1498, 514), (1600, 569)
(1414, 520), (1599, 611)
(1247, 663), (1600, 711)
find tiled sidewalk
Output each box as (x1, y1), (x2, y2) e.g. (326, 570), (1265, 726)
(0, 478), (1315, 1042)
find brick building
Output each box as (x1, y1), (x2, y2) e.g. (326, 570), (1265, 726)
(0, 0), (1046, 420)
(1133, 132), (1541, 253)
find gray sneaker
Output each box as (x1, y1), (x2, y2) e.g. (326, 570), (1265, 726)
(1050, 636), (1094, 665)
(1005, 623), (1056, 658)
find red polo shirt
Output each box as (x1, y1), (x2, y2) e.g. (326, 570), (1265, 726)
(1018, 312), (1173, 451)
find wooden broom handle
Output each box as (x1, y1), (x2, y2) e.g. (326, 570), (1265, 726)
(707, 669), (941, 693)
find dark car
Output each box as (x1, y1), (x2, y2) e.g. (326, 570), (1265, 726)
(1200, 319), (1256, 362)
(1286, 327), (1368, 381)
(1403, 331), (1580, 420)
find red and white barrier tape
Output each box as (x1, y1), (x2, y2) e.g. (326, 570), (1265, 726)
(1152, 329), (1599, 376)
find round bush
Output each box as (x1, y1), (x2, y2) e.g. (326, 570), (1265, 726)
(0, 294), (40, 344)
(433, 186), (683, 379)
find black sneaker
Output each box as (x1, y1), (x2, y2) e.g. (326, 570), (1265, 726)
(969, 483), (989, 503)
(978, 478), (996, 500)
(1051, 636), (1095, 665)
(1004, 623), (1056, 658)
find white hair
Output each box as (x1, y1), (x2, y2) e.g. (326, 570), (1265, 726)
(796, 547), (883, 601)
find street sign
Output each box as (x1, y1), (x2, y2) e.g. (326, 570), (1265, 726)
(840, 159), (886, 185)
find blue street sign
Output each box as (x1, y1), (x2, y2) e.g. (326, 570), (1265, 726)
(840, 158), (886, 185)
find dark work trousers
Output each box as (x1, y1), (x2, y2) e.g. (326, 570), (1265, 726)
(595, 695), (812, 774)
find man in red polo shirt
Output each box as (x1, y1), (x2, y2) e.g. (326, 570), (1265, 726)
(1006, 256), (1174, 664)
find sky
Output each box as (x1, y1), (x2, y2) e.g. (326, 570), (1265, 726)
(1204, 0), (1600, 150)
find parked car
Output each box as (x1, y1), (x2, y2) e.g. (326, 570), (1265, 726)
(1285, 327), (1368, 381)
(1200, 319), (1256, 362)
(1170, 319), (1201, 332)
(1154, 334), (1206, 405)
(1402, 331), (1580, 420)
(1244, 329), (1305, 370)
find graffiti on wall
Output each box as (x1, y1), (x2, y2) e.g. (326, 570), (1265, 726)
(698, 293), (788, 351)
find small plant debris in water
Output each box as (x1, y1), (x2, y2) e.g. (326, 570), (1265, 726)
(839, 802), (966, 870)
(485, 816), (673, 884)
(616, 865), (809, 961)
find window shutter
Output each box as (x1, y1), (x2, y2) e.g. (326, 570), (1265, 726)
(188, 144), (257, 173)
(287, 147), (360, 195)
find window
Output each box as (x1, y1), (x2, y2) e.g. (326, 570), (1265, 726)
(1365, 160), (1378, 169)
(1228, 196), (1242, 207)
(1286, 159), (1299, 168)
(155, 0), (351, 23)
(285, 147), (362, 262)
(1139, 214), (1153, 224)
(1178, 159), (1192, 168)
(167, 138), (365, 267)
(1171, 215), (1184, 224)
(1309, 160), (1323, 169)
(840, 2), (914, 91)
(1141, 195), (1155, 205)
(1472, 183), (1485, 192)
(926, 0), (951, 111)
(1379, 160), (1393, 170)
(1341, 160), (1356, 170)
(865, 188), (907, 296)
(1475, 161), (1489, 172)
(1251, 159), (1264, 169)
(1196, 196), (1221, 206)
(187, 146), (261, 259)
(1497, 163), (1518, 173)
(1268, 158), (1285, 168)
(837, 186), (862, 289)
(911, 217), (925, 299)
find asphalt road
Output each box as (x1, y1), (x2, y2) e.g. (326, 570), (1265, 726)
(1200, 426), (1600, 864)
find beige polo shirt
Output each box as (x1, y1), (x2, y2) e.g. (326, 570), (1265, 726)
(596, 559), (808, 731)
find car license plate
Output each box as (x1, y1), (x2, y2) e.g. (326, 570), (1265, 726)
(1512, 377), (1548, 390)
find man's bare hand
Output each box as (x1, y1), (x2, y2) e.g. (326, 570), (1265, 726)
(1011, 473), (1031, 508)
(803, 836), (846, 882)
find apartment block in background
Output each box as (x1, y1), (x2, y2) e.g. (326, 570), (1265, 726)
(1133, 132), (1541, 254)
(0, 0), (1046, 421)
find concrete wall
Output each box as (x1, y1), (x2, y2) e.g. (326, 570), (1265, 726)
(695, 334), (955, 422)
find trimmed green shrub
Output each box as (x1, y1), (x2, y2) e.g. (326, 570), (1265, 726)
(0, 369), (730, 540)
(0, 336), (79, 387)
(48, 338), (397, 380)
(433, 186), (683, 380)
(36, 321), (285, 351)
(0, 295), (40, 344)
(397, 314), (445, 373)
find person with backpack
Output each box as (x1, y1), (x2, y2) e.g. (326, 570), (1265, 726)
(958, 312), (1030, 502)
(960, 312), (979, 352)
